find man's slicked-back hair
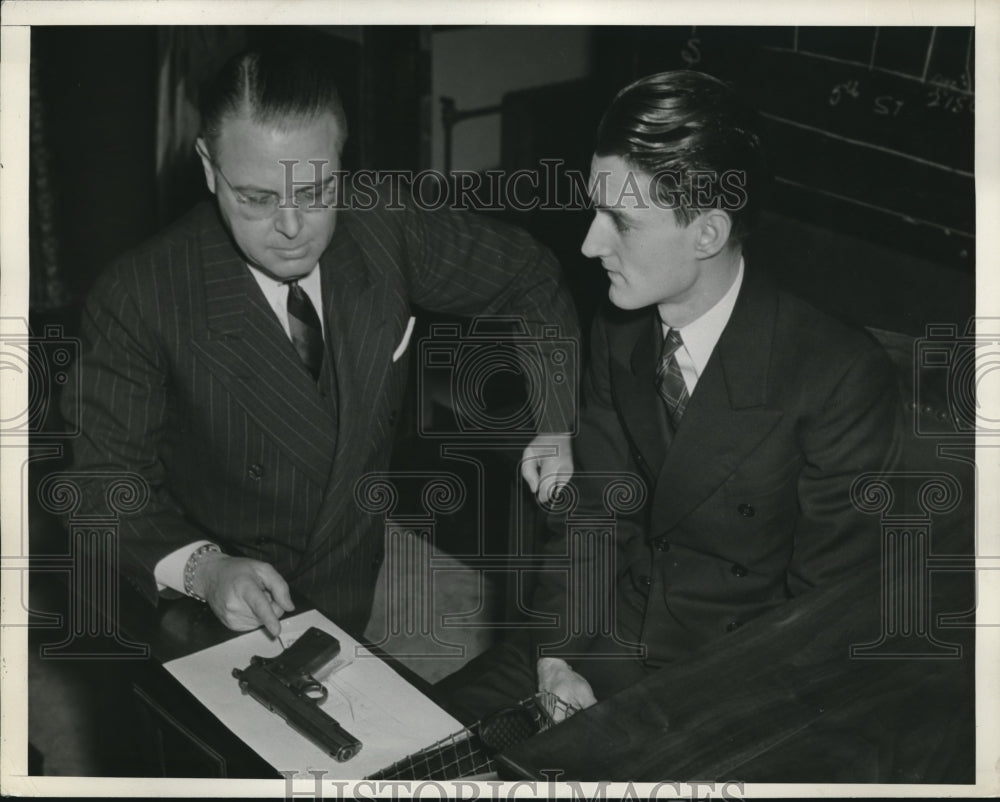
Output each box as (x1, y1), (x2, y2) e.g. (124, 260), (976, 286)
(595, 70), (766, 245)
(199, 38), (348, 155)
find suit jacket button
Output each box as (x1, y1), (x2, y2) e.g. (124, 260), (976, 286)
(737, 503), (755, 517)
(726, 620), (741, 632)
(731, 563), (747, 577)
(655, 537), (671, 552)
(638, 574), (652, 588)
(248, 463), (264, 480)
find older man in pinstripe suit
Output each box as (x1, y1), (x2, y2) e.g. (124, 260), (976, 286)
(62, 44), (579, 640)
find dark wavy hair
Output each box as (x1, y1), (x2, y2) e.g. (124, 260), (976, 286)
(199, 38), (348, 155)
(595, 70), (766, 245)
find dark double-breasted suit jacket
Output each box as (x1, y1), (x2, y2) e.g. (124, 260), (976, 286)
(65, 194), (578, 636)
(535, 265), (900, 689)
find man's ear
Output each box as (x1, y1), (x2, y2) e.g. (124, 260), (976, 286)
(195, 138), (217, 195)
(692, 209), (733, 259)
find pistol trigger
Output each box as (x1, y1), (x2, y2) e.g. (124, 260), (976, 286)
(296, 676), (328, 704)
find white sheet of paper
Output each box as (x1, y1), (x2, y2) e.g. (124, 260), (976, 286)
(164, 609), (463, 778)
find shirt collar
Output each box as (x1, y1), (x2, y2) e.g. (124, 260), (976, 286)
(664, 256), (744, 377)
(245, 262), (321, 294)
(244, 262), (325, 337)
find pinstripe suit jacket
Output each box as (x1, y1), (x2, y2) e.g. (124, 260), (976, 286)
(65, 195), (578, 635)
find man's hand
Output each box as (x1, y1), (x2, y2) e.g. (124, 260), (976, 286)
(521, 433), (574, 505)
(191, 552), (295, 637)
(537, 657), (597, 720)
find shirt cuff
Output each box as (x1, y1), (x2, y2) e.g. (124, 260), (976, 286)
(154, 540), (215, 595)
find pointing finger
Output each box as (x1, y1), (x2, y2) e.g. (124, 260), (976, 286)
(244, 583), (282, 637)
(257, 564), (295, 612)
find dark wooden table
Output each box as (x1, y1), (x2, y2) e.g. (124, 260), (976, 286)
(497, 560), (976, 783)
(41, 489), (975, 782)
(120, 593), (289, 777)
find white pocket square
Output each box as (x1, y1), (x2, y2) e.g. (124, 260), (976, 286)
(392, 316), (416, 363)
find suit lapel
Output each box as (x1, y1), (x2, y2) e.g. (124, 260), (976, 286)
(299, 216), (399, 562)
(609, 310), (669, 483)
(190, 210), (338, 488)
(317, 216), (394, 428)
(613, 269), (786, 536)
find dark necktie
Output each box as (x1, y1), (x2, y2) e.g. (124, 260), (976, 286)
(655, 328), (689, 430)
(285, 280), (324, 380)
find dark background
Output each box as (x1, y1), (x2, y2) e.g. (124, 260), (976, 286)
(30, 24), (975, 338)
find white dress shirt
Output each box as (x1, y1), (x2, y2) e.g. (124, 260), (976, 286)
(246, 262), (326, 338)
(153, 263), (323, 595)
(659, 257), (744, 395)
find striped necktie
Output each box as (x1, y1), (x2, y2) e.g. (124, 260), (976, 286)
(655, 328), (689, 430)
(285, 280), (324, 381)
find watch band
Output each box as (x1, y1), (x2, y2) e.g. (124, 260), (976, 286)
(183, 542), (222, 601)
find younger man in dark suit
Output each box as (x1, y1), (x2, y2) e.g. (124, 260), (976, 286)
(63, 42), (579, 640)
(443, 69), (900, 718)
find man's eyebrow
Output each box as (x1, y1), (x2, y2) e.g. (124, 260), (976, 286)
(309, 174), (339, 189)
(294, 174), (339, 190)
(230, 182), (279, 196)
(594, 203), (633, 219)
(233, 174), (335, 195)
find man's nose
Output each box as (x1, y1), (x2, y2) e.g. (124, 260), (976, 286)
(580, 216), (607, 258)
(273, 205), (303, 239)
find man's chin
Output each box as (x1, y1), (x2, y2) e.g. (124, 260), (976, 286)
(607, 286), (643, 311)
(254, 254), (317, 281)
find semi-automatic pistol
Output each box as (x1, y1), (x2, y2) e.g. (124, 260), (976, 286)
(232, 626), (362, 762)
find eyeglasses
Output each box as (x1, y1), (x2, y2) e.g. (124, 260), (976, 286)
(209, 156), (340, 221)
